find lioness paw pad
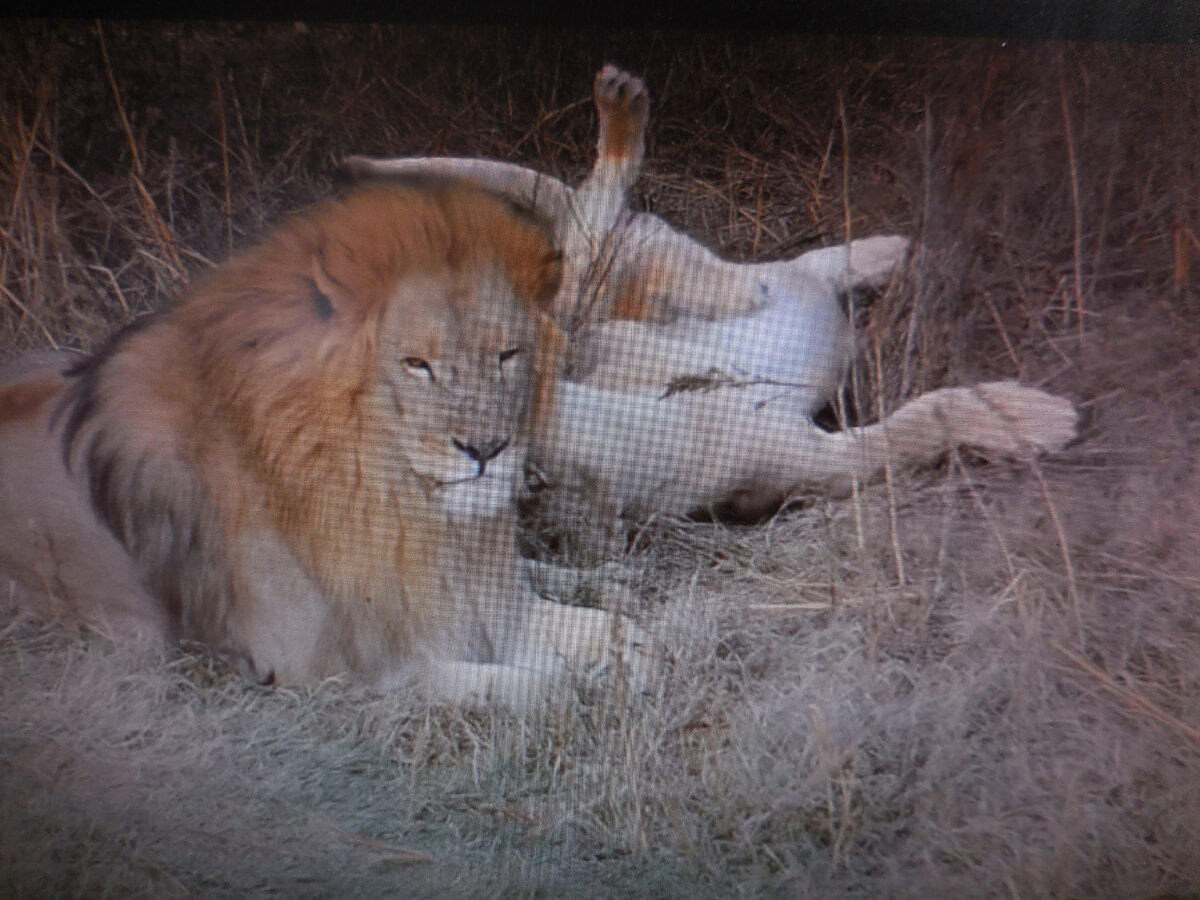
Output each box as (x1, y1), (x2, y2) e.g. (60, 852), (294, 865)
(956, 383), (1079, 458)
(595, 64), (649, 124)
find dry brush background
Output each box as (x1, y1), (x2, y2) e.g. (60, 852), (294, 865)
(2, 21), (1199, 898)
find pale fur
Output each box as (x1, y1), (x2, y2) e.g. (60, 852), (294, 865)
(0, 182), (654, 710)
(345, 66), (1077, 523)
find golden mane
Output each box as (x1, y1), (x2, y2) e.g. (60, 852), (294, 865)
(47, 180), (588, 686)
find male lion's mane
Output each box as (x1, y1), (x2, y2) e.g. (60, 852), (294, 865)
(48, 179), (565, 682)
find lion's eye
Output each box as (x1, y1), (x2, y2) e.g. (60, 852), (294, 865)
(402, 357), (435, 381)
(498, 347), (523, 368)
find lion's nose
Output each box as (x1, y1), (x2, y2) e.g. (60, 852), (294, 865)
(452, 437), (510, 474)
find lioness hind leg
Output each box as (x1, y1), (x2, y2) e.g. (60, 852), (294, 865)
(864, 382), (1078, 461)
(779, 382), (1078, 490)
(578, 65), (649, 209)
(582, 64), (907, 321)
(603, 226), (910, 324)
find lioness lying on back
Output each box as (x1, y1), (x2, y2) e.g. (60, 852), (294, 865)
(346, 66), (1077, 528)
(0, 179), (651, 709)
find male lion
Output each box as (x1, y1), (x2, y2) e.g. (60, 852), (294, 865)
(0, 179), (651, 709)
(345, 66), (1077, 529)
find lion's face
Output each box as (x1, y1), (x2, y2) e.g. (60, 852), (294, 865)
(372, 267), (543, 520)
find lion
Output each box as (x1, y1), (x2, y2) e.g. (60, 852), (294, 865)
(0, 179), (653, 710)
(344, 66), (1077, 531)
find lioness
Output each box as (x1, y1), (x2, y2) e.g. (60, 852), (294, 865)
(0, 180), (651, 709)
(346, 67), (1077, 528)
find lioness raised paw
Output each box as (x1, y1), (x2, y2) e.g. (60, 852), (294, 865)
(594, 63), (649, 162)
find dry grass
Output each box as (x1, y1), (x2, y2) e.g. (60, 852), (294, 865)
(3, 22), (1200, 897)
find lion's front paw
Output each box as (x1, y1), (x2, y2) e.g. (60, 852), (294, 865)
(525, 558), (639, 610)
(523, 597), (662, 701)
(584, 615), (663, 697)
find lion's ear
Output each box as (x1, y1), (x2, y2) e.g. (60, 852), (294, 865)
(309, 256), (346, 321)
